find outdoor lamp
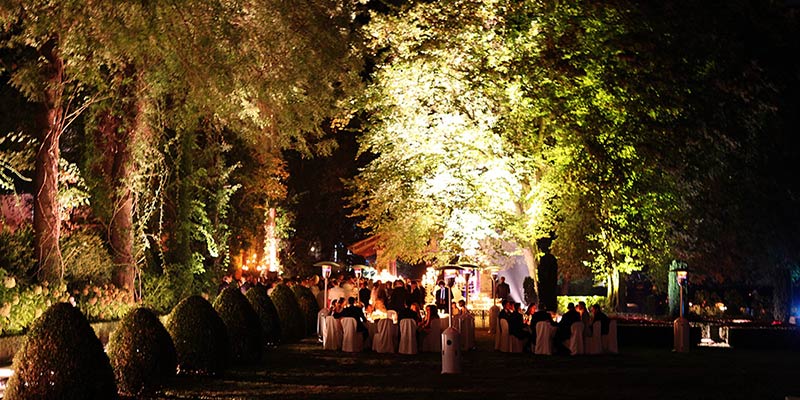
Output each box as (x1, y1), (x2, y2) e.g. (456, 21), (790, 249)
(354, 266), (363, 280)
(314, 261), (339, 308)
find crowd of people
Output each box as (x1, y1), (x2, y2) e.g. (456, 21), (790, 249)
(499, 299), (610, 354)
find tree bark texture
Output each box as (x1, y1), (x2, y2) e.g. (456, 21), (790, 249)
(34, 40), (64, 283)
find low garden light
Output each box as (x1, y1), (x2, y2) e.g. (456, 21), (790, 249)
(671, 262), (691, 352)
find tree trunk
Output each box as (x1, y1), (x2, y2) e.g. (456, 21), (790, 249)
(34, 39), (64, 283)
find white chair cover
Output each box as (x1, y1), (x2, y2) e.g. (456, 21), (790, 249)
(488, 305), (500, 334)
(323, 316), (342, 350)
(372, 319), (397, 353)
(317, 309), (329, 340)
(534, 321), (556, 355)
(586, 321), (603, 355)
(341, 317), (363, 353)
(458, 315), (475, 350)
(602, 320), (618, 354)
(568, 322), (584, 355)
(421, 319), (442, 353)
(387, 310), (398, 324)
(398, 319), (418, 355)
(496, 318), (508, 351)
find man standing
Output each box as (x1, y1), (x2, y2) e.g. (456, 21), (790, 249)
(496, 276), (511, 301)
(435, 280), (451, 312)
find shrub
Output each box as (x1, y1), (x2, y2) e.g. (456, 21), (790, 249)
(61, 228), (113, 284)
(106, 307), (177, 397)
(0, 279), (70, 335)
(556, 295), (608, 314)
(74, 283), (133, 322)
(166, 295), (229, 375)
(292, 285), (320, 337)
(213, 287), (262, 364)
(5, 302), (117, 399)
(245, 286), (281, 346)
(269, 284), (305, 342)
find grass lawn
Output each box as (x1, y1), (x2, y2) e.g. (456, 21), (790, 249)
(148, 329), (800, 400)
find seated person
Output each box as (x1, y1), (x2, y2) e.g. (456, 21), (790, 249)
(506, 301), (531, 349)
(398, 300), (422, 323)
(419, 304), (440, 332)
(527, 303), (555, 346)
(457, 300), (471, 316)
(556, 302), (581, 353)
(338, 296), (369, 340)
(331, 297), (346, 317)
(590, 304), (611, 335)
(450, 301), (460, 317)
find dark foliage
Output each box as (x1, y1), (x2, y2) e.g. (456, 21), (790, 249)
(213, 287), (263, 364)
(245, 286), (282, 346)
(5, 302), (117, 400)
(106, 307), (177, 397)
(269, 284), (306, 342)
(292, 284), (320, 337)
(165, 295), (228, 375)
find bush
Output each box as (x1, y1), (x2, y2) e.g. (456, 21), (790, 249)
(0, 278), (70, 335)
(213, 287), (262, 364)
(5, 302), (117, 399)
(61, 228), (114, 284)
(269, 284), (305, 342)
(165, 295), (229, 375)
(73, 283), (133, 322)
(245, 286), (281, 346)
(556, 295), (608, 314)
(292, 285), (320, 337)
(106, 307), (177, 397)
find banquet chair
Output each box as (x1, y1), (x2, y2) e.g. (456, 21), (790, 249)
(398, 319), (418, 355)
(372, 318), (397, 353)
(323, 316), (342, 351)
(534, 321), (556, 355)
(585, 321), (603, 355)
(421, 320), (443, 353)
(341, 317), (364, 353)
(458, 314), (476, 350)
(602, 320), (618, 354)
(488, 305), (500, 334)
(567, 322), (584, 355)
(498, 319), (524, 353)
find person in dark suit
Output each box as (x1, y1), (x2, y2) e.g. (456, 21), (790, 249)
(528, 303), (555, 346)
(496, 276), (511, 301)
(507, 302), (530, 342)
(434, 281), (451, 312)
(358, 280), (371, 306)
(409, 280), (425, 306)
(387, 280), (409, 312)
(590, 304), (611, 335)
(556, 302), (581, 352)
(338, 297), (369, 340)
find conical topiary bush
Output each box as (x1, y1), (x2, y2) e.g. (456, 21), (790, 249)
(213, 287), (263, 364)
(245, 286), (282, 346)
(269, 284), (305, 342)
(165, 295), (229, 375)
(106, 307), (177, 397)
(292, 285), (320, 337)
(5, 302), (117, 400)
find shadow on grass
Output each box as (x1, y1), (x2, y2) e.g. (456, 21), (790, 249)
(147, 330), (800, 400)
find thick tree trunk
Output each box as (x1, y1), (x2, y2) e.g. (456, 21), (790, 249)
(94, 75), (148, 302)
(34, 40), (64, 283)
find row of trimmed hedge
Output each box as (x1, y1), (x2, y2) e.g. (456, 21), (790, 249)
(4, 284), (311, 399)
